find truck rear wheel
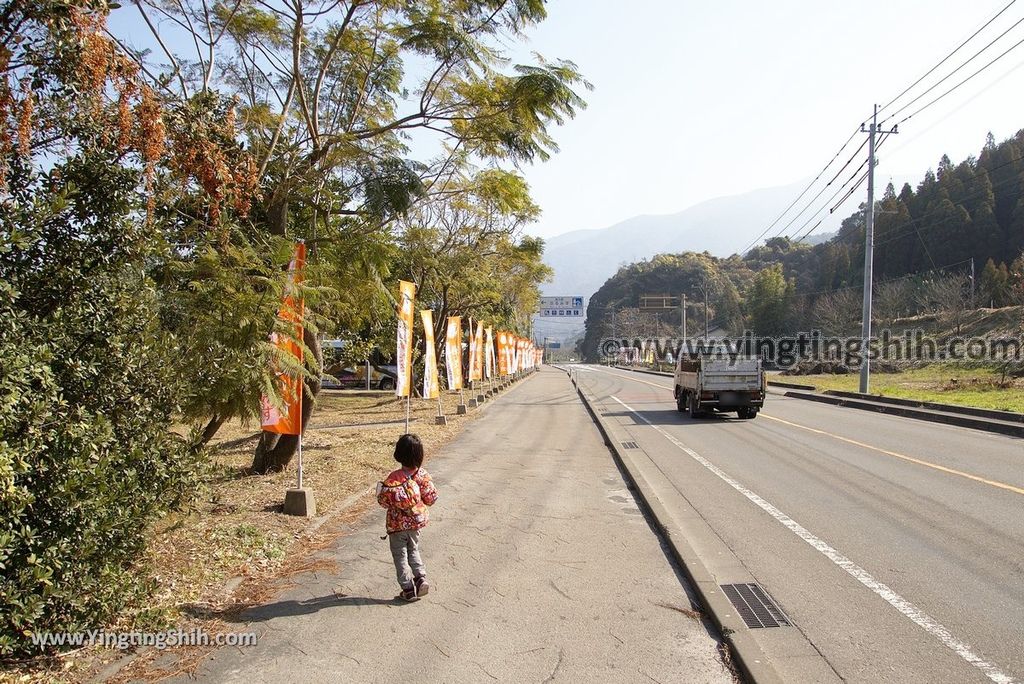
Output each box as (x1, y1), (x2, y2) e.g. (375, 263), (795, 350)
(737, 407), (757, 419)
(676, 390), (687, 413)
(688, 392), (705, 418)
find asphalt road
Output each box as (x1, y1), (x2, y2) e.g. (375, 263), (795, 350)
(573, 365), (1024, 684)
(170, 368), (733, 684)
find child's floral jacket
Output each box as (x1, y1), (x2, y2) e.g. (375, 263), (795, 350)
(376, 467), (438, 533)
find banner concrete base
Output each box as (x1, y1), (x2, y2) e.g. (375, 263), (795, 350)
(435, 415), (448, 425)
(457, 404), (468, 415)
(284, 488), (316, 517)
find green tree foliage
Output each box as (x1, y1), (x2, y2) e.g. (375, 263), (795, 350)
(0, 156), (207, 656)
(979, 258), (1011, 307)
(579, 252), (747, 360)
(396, 168), (549, 370)
(747, 264), (795, 335)
(118, 0), (589, 467)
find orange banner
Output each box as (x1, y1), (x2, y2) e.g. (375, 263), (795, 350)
(422, 310), (440, 399)
(467, 318), (478, 382)
(396, 280), (416, 397)
(444, 316), (463, 390)
(472, 321), (484, 381)
(485, 327), (494, 379)
(261, 242), (306, 435)
(497, 331), (508, 376)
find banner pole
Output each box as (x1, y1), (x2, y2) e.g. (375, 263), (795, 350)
(297, 431), (303, 490)
(405, 393), (411, 433)
(297, 376), (304, 489)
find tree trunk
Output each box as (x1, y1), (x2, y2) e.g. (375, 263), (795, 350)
(195, 413), (226, 448)
(250, 327), (323, 474)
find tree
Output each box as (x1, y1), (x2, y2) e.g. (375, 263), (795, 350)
(916, 274), (971, 335)
(116, 0), (590, 471)
(874, 279), (914, 328)
(811, 289), (860, 335)
(979, 258), (1010, 308)
(0, 0), (207, 653)
(394, 167), (549, 381)
(747, 264), (794, 335)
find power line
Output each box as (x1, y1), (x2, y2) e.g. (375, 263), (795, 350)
(877, 0), (1018, 118)
(740, 125), (864, 254)
(896, 32), (1024, 126)
(748, 4), (1020, 256)
(867, 153), (1024, 248)
(789, 133), (895, 243)
(755, 138), (871, 246)
(882, 13), (1024, 125)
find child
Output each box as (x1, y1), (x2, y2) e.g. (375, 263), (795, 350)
(376, 433), (439, 602)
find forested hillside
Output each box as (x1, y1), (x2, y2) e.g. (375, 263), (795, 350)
(581, 130), (1024, 360)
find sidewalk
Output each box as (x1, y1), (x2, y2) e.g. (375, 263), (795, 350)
(170, 367), (733, 683)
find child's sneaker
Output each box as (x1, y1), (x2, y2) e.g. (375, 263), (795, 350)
(398, 585), (419, 602)
(414, 576), (430, 597)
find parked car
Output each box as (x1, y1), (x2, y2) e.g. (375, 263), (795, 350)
(323, 362), (397, 390)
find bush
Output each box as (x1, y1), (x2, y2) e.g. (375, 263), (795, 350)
(0, 156), (206, 656)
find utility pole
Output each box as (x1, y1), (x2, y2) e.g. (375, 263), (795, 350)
(970, 257), (976, 309)
(703, 281), (709, 339)
(859, 104), (898, 394)
(680, 294), (687, 340)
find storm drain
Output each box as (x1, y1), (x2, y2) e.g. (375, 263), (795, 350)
(720, 583), (792, 629)
(620, 441), (639, 449)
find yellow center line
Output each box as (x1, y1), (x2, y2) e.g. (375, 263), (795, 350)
(592, 367), (1024, 498)
(761, 414), (1024, 497)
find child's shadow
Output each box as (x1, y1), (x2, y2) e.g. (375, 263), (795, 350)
(208, 594), (406, 624)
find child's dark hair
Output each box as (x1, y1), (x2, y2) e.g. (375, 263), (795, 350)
(394, 433), (424, 469)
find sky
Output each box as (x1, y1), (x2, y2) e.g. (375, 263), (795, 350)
(108, 0), (1024, 251)
(506, 0), (1024, 244)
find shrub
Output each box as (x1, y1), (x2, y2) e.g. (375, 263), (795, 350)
(0, 155), (205, 656)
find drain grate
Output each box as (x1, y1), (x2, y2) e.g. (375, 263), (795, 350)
(620, 441), (639, 449)
(720, 583), (792, 629)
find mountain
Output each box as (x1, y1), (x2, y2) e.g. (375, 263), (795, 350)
(537, 178), (915, 300)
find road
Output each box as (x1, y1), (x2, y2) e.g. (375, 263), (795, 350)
(171, 368), (733, 684)
(573, 364), (1024, 684)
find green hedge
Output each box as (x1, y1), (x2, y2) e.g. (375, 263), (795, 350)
(0, 156), (205, 656)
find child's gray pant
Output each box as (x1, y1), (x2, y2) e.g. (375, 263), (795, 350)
(389, 529), (425, 588)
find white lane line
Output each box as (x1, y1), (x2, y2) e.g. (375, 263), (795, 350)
(611, 395), (1014, 684)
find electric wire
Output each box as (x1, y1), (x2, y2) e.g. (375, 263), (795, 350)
(877, 0), (1017, 118)
(896, 33), (1024, 126)
(740, 125), (864, 254)
(882, 13), (1024, 125)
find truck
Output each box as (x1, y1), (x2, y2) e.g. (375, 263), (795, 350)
(673, 351), (765, 419)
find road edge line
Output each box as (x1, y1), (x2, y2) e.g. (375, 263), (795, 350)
(567, 369), (783, 684)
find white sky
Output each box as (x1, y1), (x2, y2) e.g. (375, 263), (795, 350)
(110, 1), (1024, 245)
(509, 0), (1024, 240)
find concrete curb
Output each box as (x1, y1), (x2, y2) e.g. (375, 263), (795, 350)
(766, 380), (816, 391)
(568, 368), (782, 684)
(784, 391), (1024, 438)
(823, 389), (1024, 423)
(613, 365), (673, 377)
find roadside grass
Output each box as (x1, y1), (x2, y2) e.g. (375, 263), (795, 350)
(4, 386), (495, 683)
(790, 364), (1024, 413)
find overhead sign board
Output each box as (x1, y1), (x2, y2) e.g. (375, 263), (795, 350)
(539, 295), (584, 317)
